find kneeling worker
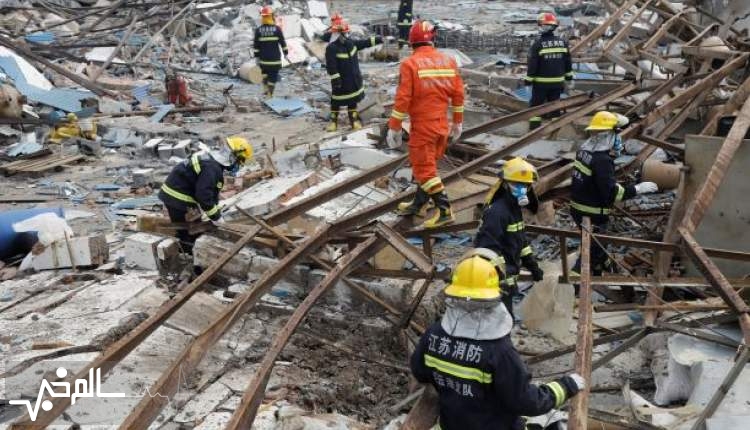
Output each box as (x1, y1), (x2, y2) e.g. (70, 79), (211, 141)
(411, 252), (584, 430)
(158, 136), (253, 252)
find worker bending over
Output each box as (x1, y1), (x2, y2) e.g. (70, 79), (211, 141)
(396, 0), (414, 48)
(474, 157), (544, 320)
(524, 12), (572, 130)
(411, 253), (584, 430)
(254, 6), (288, 98)
(387, 20), (464, 228)
(158, 136), (253, 253)
(570, 111), (658, 275)
(325, 18), (383, 132)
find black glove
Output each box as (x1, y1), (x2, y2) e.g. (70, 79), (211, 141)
(559, 374), (584, 398)
(522, 255), (543, 281)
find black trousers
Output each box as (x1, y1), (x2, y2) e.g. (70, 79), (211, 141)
(398, 23), (411, 46)
(166, 205), (199, 254)
(261, 67), (280, 84)
(529, 84), (564, 128)
(572, 213), (609, 275)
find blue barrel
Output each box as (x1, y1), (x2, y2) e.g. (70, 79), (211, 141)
(0, 207), (65, 259)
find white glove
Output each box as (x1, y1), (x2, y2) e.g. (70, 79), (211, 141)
(449, 123), (463, 144)
(635, 181), (658, 194)
(386, 128), (403, 149)
(569, 372), (586, 391)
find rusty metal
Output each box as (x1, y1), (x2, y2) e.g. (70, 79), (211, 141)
(397, 278), (434, 329)
(678, 227), (750, 344)
(226, 233), (382, 429)
(569, 217), (593, 430)
(120, 225), (333, 429)
(9, 225), (263, 429)
(375, 222), (435, 275)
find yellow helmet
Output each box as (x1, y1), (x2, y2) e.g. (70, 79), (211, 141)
(586, 111), (628, 131)
(226, 136), (253, 165)
(66, 112), (78, 122)
(444, 252), (503, 301)
(502, 157), (538, 184)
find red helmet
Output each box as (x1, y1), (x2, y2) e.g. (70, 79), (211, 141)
(331, 20), (350, 34)
(331, 12), (344, 26)
(260, 6), (273, 17)
(409, 20), (436, 45)
(538, 12), (558, 26)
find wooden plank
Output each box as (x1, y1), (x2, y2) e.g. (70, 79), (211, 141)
(9, 226), (263, 428)
(641, 10), (685, 50)
(636, 135), (684, 156)
(375, 222), (434, 274)
(401, 385), (440, 430)
(569, 217), (594, 430)
(638, 49), (689, 74)
(701, 74), (750, 135)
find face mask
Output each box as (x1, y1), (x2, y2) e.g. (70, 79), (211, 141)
(509, 183), (529, 207)
(611, 134), (623, 157)
(229, 163), (240, 176)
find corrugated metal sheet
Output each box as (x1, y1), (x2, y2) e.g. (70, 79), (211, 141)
(25, 32), (56, 44)
(0, 48), (93, 112)
(264, 97), (314, 117)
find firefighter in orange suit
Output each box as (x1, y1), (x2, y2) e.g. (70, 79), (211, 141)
(386, 20), (465, 229)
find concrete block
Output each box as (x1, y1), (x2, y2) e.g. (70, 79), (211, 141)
(193, 235), (254, 279)
(173, 381), (232, 424)
(143, 137), (163, 156)
(123, 232), (165, 270)
(171, 139), (191, 158)
(307, 0), (328, 18)
(157, 143), (173, 160)
(277, 14), (302, 39)
(132, 168), (154, 187)
(156, 237), (179, 268)
(194, 412), (232, 429)
(30, 234), (109, 270)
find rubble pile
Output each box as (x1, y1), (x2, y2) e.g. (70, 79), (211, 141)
(0, 1), (750, 429)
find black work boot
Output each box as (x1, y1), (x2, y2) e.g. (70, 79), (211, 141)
(423, 190), (454, 228)
(396, 187), (431, 216)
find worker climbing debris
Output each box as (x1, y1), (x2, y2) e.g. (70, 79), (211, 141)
(411, 254), (584, 429)
(387, 20), (464, 228)
(474, 157), (544, 320)
(254, 6), (288, 98)
(325, 16), (384, 132)
(158, 136), (253, 253)
(570, 111), (659, 277)
(524, 12), (573, 130)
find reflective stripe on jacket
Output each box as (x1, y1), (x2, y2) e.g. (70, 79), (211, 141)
(254, 25), (288, 69)
(570, 149), (636, 224)
(525, 32), (573, 86)
(158, 154), (224, 220)
(325, 36), (383, 101)
(388, 45), (465, 129)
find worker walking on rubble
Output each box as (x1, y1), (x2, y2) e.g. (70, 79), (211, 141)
(325, 18), (384, 132)
(254, 6), (288, 98)
(524, 12), (573, 130)
(570, 111), (659, 276)
(396, 0), (414, 48)
(474, 157), (544, 321)
(158, 136), (253, 253)
(387, 20), (465, 229)
(411, 253), (585, 430)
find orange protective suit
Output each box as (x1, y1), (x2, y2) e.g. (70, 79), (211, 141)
(388, 45), (464, 192)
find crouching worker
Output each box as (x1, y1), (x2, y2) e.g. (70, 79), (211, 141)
(158, 136), (253, 253)
(411, 252), (585, 430)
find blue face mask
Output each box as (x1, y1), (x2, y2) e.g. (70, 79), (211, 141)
(229, 163), (240, 176)
(611, 134), (624, 157)
(509, 183), (530, 207)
